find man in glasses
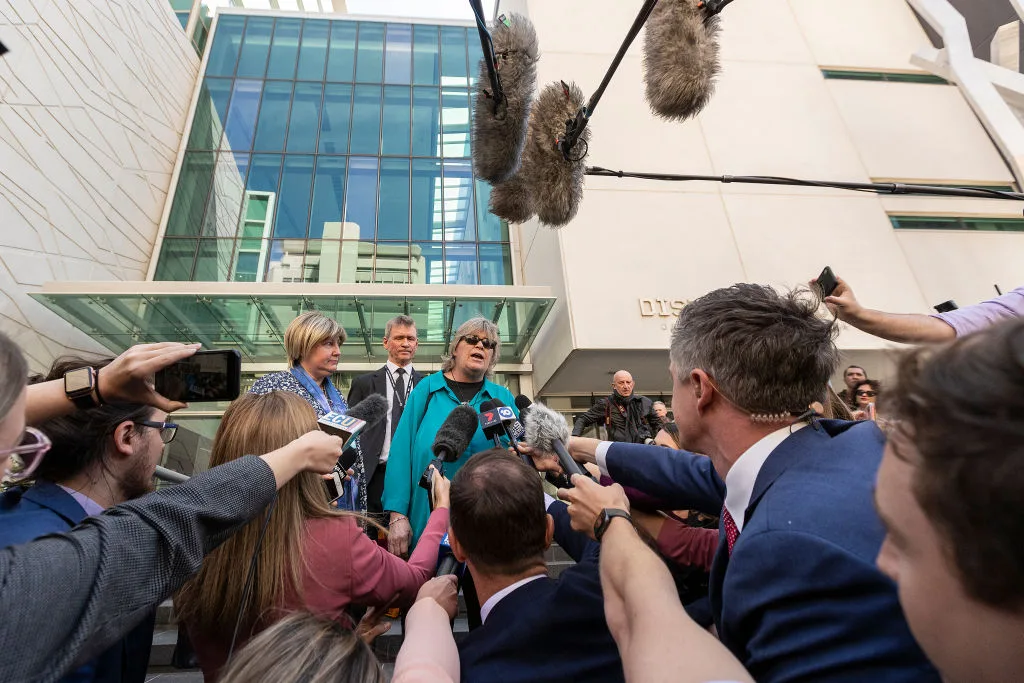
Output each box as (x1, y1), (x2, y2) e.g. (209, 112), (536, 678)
(0, 357), (175, 683)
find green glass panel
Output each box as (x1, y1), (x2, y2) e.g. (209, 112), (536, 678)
(273, 155), (315, 239)
(246, 196), (268, 221)
(310, 156), (347, 240)
(245, 156), (282, 228)
(474, 179), (507, 241)
(266, 18), (301, 79)
(166, 151), (215, 237)
(187, 78), (231, 150)
(200, 153), (248, 238)
(377, 158), (410, 241)
(355, 23), (385, 83)
(296, 21), (329, 81)
(441, 88), (470, 157)
(206, 15), (244, 77)
(236, 17), (273, 79)
(467, 29), (483, 88)
(384, 24), (412, 85)
(440, 26), (468, 87)
(286, 82), (323, 153)
(411, 158), (442, 242)
(350, 84), (382, 154)
(412, 24), (440, 86)
(411, 86), (440, 157)
(326, 21), (357, 82)
(381, 85), (411, 156)
(194, 239), (236, 281)
(169, 0), (192, 11)
(176, 12), (190, 30)
(479, 243), (512, 285)
(154, 239), (198, 280)
(318, 84), (352, 154)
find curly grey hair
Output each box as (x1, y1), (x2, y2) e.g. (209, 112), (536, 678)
(441, 317), (502, 377)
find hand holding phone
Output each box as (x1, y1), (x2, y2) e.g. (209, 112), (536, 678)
(154, 349), (241, 403)
(814, 266), (840, 299)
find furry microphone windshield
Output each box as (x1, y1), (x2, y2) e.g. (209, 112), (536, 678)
(643, 0), (721, 120)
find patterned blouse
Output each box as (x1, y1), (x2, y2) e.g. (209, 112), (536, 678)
(248, 371), (366, 511)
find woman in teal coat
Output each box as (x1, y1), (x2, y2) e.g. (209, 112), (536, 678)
(382, 317), (518, 557)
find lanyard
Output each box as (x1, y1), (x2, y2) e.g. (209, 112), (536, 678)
(385, 366), (413, 409)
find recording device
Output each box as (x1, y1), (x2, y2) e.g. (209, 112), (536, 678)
(472, 13), (539, 184)
(418, 405), (479, 510)
(527, 81), (589, 227)
(478, 400), (507, 446)
(933, 300), (958, 313)
(643, 0), (722, 121)
(322, 469), (356, 508)
(437, 532), (462, 577)
(154, 349), (241, 402)
(489, 172), (536, 225)
(521, 397), (594, 482)
(815, 266), (840, 299)
(488, 398), (534, 468)
(516, 395), (573, 489)
(317, 394), (388, 446)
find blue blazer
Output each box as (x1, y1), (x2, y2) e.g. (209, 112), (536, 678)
(0, 482), (155, 683)
(605, 420), (939, 683)
(457, 501), (625, 683)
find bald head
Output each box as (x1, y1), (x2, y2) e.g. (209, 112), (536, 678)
(612, 370), (635, 397)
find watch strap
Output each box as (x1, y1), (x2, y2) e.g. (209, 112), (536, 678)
(64, 367), (99, 410)
(595, 508), (632, 542)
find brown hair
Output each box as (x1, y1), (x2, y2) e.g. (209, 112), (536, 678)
(450, 448), (547, 575)
(889, 319), (1024, 609)
(175, 391), (348, 635)
(218, 611), (383, 683)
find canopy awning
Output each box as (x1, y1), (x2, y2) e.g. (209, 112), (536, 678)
(31, 282), (555, 365)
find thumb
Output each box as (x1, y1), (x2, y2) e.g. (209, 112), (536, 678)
(149, 393), (188, 413)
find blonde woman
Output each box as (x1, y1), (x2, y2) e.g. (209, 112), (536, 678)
(249, 311), (368, 509)
(175, 392), (450, 682)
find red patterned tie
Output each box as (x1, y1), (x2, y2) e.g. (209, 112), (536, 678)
(722, 506), (739, 555)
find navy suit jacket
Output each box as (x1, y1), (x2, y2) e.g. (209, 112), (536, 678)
(606, 420), (939, 683)
(457, 501), (625, 683)
(0, 482), (155, 683)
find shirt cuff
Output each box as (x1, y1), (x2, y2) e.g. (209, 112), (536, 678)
(595, 441), (613, 477)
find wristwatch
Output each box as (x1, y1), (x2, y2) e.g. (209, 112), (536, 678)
(64, 366), (101, 409)
(594, 508), (632, 542)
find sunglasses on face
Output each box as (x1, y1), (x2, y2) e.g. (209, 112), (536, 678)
(856, 391), (877, 398)
(462, 335), (497, 350)
(1, 427), (52, 482)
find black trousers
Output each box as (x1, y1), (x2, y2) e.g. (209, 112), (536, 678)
(365, 462), (387, 540)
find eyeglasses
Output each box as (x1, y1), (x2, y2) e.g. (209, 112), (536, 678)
(134, 420), (179, 444)
(1, 427), (52, 482)
(855, 391), (877, 397)
(462, 335), (498, 350)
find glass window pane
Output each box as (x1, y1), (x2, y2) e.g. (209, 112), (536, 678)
(444, 243), (478, 285)
(252, 81), (292, 152)
(355, 23), (385, 83)
(176, 11), (190, 29)
(440, 26), (468, 87)
(384, 24), (412, 85)
(349, 84), (381, 154)
(378, 158), (409, 240)
(381, 86), (411, 156)
(441, 88), (470, 157)
(266, 239), (308, 283)
(475, 179), (508, 241)
(296, 21), (329, 81)
(266, 18), (301, 80)
(201, 153), (249, 238)
(206, 15), (245, 77)
(310, 157), (347, 240)
(246, 155), (283, 225)
(187, 77), (232, 150)
(166, 151), (215, 237)
(274, 155), (314, 238)
(442, 159), (476, 241)
(411, 158), (442, 241)
(467, 29), (483, 88)
(155, 239), (198, 280)
(223, 80), (261, 152)
(411, 86), (440, 157)
(194, 239), (236, 281)
(339, 240), (377, 283)
(410, 242), (444, 284)
(286, 83), (323, 153)
(319, 84), (352, 154)
(479, 243), (512, 285)
(303, 240), (342, 283)
(412, 25), (440, 86)
(236, 17), (273, 79)
(233, 240), (267, 282)
(326, 21), (357, 82)
(343, 157), (379, 241)
(373, 242), (410, 284)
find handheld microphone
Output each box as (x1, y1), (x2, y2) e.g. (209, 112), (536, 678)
(642, 0), (721, 121)
(516, 395), (572, 488)
(437, 532), (462, 576)
(420, 405), (479, 509)
(523, 399), (593, 482)
(524, 80), (589, 227)
(477, 399), (507, 448)
(318, 394), (388, 444)
(489, 397), (533, 468)
(472, 13), (539, 184)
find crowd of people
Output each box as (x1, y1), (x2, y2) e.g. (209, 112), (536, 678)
(0, 278), (1021, 683)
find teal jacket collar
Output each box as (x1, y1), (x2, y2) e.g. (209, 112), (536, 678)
(423, 371), (503, 406)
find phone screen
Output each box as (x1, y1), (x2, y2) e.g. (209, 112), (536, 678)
(154, 349), (241, 402)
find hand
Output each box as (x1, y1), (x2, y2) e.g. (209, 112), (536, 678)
(415, 575), (459, 619)
(517, 444), (563, 474)
(388, 515), (411, 558)
(96, 342), (201, 412)
(429, 465), (451, 509)
(851, 410), (869, 421)
(557, 475), (630, 540)
(356, 597), (398, 644)
(815, 276), (863, 323)
(292, 430), (344, 474)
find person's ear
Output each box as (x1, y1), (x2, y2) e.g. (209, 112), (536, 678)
(449, 525), (467, 563)
(544, 514), (554, 551)
(691, 369), (715, 414)
(111, 420), (136, 459)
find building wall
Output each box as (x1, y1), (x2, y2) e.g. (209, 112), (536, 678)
(0, 0), (199, 370)
(510, 0), (1024, 393)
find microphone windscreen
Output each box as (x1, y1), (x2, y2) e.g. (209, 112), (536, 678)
(432, 404), (480, 462)
(514, 395), (533, 413)
(643, 0), (721, 120)
(344, 393), (388, 427)
(488, 172), (535, 224)
(523, 81), (589, 228)
(479, 399), (496, 413)
(472, 13), (539, 184)
(523, 401), (571, 453)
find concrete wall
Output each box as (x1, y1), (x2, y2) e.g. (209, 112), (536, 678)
(0, 0), (199, 370)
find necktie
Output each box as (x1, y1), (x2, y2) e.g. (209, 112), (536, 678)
(722, 506), (739, 555)
(391, 367), (406, 438)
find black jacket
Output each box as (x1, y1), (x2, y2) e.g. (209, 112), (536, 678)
(347, 365), (425, 484)
(571, 393), (662, 443)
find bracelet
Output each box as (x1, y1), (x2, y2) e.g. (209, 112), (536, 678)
(389, 517), (408, 527)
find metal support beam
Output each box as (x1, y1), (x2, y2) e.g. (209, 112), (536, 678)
(353, 299), (375, 360)
(491, 299), (506, 324)
(442, 299), (457, 353)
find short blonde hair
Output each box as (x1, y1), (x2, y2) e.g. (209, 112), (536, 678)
(441, 317), (501, 376)
(284, 312), (346, 367)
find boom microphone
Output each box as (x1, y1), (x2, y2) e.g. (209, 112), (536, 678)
(472, 13), (539, 184)
(643, 0), (721, 121)
(523, 400), (592, 481)
(488, 171), (535, 224)
(524, 81), (589, 227)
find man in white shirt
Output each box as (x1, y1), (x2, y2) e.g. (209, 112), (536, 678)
(347, 315), (423, 536)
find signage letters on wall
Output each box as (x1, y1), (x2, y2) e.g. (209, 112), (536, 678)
(638, 299), (689, 317)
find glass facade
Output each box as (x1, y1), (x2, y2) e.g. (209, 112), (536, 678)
(156, 14), (513, 286)
(889, 216), (1024, 232)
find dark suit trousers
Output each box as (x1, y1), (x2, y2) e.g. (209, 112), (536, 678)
(365, 461), (387, 539)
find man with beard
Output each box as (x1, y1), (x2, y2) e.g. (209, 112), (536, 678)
(572, 370), (662, 444)
(0, 357), (173, 683)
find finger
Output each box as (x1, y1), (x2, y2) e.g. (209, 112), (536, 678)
(131, 345), (202, 375)
(824, 296), (841, 306)
(145, 393), (189, 413)
(556, 487), (573, 503)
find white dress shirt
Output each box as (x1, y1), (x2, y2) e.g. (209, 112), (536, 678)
(380, 360), (414, 464)
(594, 422), (806, 531)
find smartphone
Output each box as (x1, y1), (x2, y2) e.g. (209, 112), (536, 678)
(933, 300), (958, 313)
(323, 470), (344, 502)
(815, 266), (839, 299)
(154, 349), (241, 402)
